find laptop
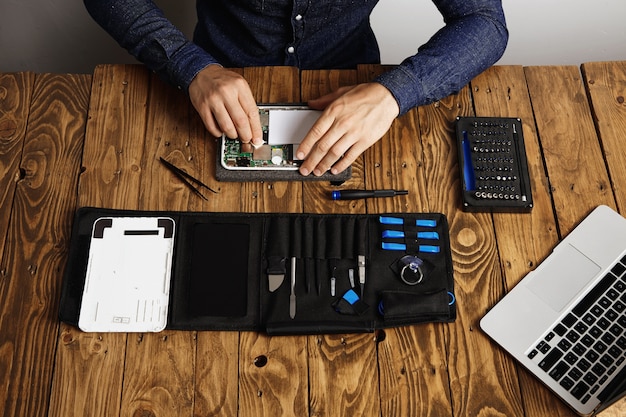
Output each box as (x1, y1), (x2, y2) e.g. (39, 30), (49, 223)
(481, 205), (626, 416)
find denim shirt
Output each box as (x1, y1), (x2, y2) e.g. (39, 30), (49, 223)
(84, 0), (507, 115)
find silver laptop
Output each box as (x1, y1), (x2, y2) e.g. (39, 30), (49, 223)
(481, 205), (626, 416)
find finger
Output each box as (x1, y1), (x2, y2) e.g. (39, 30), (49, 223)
(295, 113), (335, 162)
(239, 94), (263, 145)
(224, 104), (253, 142)
(211, 104), (239, 139)
(310, 133), (362, 176)
(299, 128), (348, 176)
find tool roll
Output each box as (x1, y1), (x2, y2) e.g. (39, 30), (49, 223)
(59, 207), (456, 335)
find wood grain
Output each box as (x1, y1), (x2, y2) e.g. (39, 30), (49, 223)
(0, 73), (90, 417)
(525, 66), (616, 235)
(49, 64), (150, 417)
(0, 72), (33, 259)
(582, 61), (626, 212)
(118, 72), (201, 417)
(418, 84), (524, 416)
(471, 65), (576, 417)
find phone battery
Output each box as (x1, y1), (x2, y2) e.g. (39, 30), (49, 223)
(455, 116), (533, 212)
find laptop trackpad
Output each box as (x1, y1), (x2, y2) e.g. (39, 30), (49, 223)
(527, 244), (600, 312)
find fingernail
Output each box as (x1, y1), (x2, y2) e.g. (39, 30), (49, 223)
(313, 168), (322, 176)
(300, 167), (309, 176)
(296, 152), (305, 160)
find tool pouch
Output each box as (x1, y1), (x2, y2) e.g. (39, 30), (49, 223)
(59, 207), (456, 335)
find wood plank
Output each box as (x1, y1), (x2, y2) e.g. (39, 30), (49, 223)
(581, 61), (626, 417)
(358, 64), (452, 417)
(49, 64), (151, 417)
(0, 72), (90, 417)
(525, 66), (616, 235)
(118, 73), (201, 417)
(471, 66), (575, 417)
(299, 69), (381, 417)
(417, 80), (523, 415)
(581, 61), (626, 212)
(237, 66), (309, 417)
(0, 72), (34, 262)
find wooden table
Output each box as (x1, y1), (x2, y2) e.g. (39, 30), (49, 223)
(1, 62), (626, 417)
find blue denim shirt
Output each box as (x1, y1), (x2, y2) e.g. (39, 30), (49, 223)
(84, 0), (507, 115)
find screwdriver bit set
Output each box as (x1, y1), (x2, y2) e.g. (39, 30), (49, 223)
(456, 116), (533, 212)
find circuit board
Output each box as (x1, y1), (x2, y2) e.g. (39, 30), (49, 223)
(221, 107), (314, 170)
(222, 140), (300, 169)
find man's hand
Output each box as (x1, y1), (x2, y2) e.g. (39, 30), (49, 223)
(296, 83), (400, 176)
(188, 65), (263, 145)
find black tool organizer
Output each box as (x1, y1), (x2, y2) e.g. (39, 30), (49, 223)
(60, 207), (456, 335)
(456, 116), (533, 212)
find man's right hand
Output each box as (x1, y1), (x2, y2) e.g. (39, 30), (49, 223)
(188, 65), (263, 146)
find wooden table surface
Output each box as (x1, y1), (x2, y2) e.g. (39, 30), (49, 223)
(1, 62), (626, 417)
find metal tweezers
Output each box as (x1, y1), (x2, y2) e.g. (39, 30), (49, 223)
(159, 157), (218, 200)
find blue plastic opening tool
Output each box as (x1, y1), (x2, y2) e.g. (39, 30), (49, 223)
(381, 242), (440, 253)
(379, 216), (437, 227)
(381, 230), (440, 240)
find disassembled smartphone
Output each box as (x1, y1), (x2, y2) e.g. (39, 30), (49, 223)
(220, 105), (321, 171)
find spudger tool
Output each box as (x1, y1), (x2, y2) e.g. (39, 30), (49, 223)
(159, 157), (218, 200)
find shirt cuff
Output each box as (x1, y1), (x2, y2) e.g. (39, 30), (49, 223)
(375, 67), (425, 116)
(166, 42), (219, 93)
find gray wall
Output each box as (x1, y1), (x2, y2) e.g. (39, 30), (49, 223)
(1, 0), (626, 74)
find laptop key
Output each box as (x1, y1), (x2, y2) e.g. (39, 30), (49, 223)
(611, 262), (626, 276)
(562, 313), (577, 327)
(554, 323), (567, 336)
(581, 335), (595, 347)
(583, 372), (598, 386)
(539, 348), (563, 371)
(560, 376), (575, 390)
(592, 363), (606, 377)
(549, 361), (570, 381)
(564, 352), (578, 365)
(566, 330), (580, 343)
(558, 339), (572, 351)
(582, 313), (596, 326)
(578, 358), (591, 372)
(608, 346), (622, 359)
(568, 367), (583, 381)
(571, 381), (590, 400)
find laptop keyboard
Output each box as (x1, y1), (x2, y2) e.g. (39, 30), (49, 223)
(527, 255), (626, 405)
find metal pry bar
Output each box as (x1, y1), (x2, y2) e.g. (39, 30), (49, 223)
(358, 255), (366, 298)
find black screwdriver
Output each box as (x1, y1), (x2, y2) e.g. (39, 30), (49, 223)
(331, 189), (408, 200)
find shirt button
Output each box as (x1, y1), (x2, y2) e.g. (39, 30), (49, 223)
(287, 46), (295, 54)
(295, 14), (302, 21)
